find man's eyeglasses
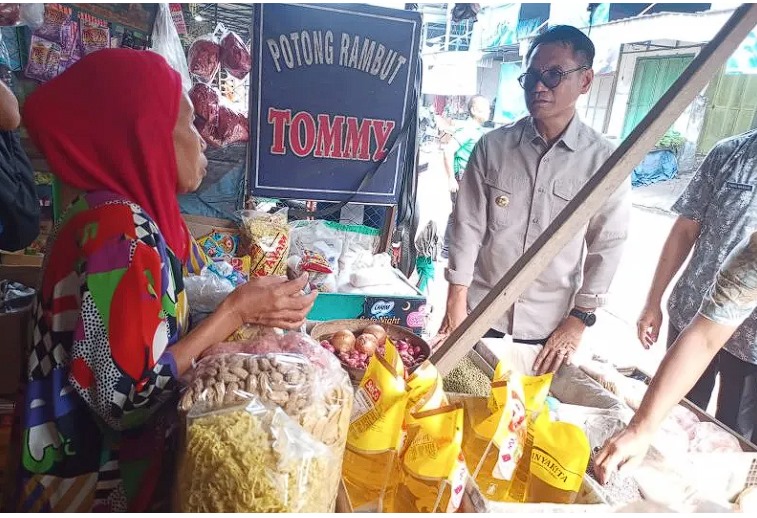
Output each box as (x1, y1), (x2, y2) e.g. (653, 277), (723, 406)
(518, 66), (589, 90)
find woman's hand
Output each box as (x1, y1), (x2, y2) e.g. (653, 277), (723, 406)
(226, 273), (317, 330)
(593, 424), (653, 485)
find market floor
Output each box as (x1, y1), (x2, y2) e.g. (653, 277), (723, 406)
(413, 148), (696, 386)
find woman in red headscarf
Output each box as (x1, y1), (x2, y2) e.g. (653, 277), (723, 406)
(10, 49), (316, 512)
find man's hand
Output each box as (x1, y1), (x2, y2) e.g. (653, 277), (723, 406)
(532, 316), (585, 375)
(637, 303), (663, 349)
(593, 424), (653, 485)
(448, 176), (459, 193)
(439, 285), (468, 334)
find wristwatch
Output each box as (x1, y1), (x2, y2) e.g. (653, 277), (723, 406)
(569, 308), (597, 327)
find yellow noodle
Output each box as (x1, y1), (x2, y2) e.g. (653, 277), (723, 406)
(177, 409), (339, 512)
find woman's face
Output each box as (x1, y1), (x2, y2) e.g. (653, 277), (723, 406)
(174, 94), (208, 194)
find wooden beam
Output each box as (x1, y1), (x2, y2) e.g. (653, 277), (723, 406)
(431, 3), (757, 375)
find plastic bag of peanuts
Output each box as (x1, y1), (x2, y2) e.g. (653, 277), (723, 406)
(179, 333), (354, 451)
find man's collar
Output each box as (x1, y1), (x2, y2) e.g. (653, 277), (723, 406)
(521, 115), (582, 151)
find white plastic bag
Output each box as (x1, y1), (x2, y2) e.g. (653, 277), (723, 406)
(151, 3), (191, 91)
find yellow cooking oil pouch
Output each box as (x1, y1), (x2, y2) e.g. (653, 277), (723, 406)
(383, 337), (406, 377)
(526, 411), (591, 504)
(343, 353), (409, 511)
(504, 373), (553, 502)
(383, 360), (448, 512)
(406, 361), (449, 424)
(463, 374), (527, 502)
(489, 359), (553, 414)
(392, 403), (468, 513)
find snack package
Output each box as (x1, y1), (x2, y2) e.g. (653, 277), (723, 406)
(240, 208), (290, 278)
(34, 4), (70, 44)
(177, 398), (340, 512)
(188, 34), (220, 82)
(189, 82), (220, 123)
(287, 250), (337, 293)
(526, 411), (591, 504)
(79, 17), (109, 56)
(343, 352), (409, 511)
(25, 35), (61, 83)
(392, 403), (468, 513)
(197, 229), (240, 260)
(57, 19), (80, 73)
(220, 30), (251, 79)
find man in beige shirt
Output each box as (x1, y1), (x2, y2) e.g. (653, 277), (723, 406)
(441, 25), (631, 375)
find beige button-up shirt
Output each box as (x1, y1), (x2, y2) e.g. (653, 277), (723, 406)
(445, 115), (631, 339)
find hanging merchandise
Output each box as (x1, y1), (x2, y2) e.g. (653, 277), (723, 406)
(0, 3), (43, 28)
(188, 32), (221, 83)
(219, 30), (251, 80)
(189, 82), (220, 123)
(57, 18), (81, 74)
(79, 13), (109, 56)
(34, 4), (71, 44)
(25, 35), (62, 83)
(151, 2), (191, 91)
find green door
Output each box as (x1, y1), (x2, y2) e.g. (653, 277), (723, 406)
(621, 54), (695, 140)
(697, 71), (757, 154)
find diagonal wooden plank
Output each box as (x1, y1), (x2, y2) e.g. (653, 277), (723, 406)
(432, 4), (757, 375)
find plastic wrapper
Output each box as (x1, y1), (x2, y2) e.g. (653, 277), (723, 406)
(184, 269), (234, 314)
(57, 19), (80, 74)
(189, 82), (220, 123)
(79, 18), (109, 56)
(151, 2), (191, 92)
(34, 4), (70, 43)
(343, 345), (409, 511)
(177, 398), (341, 512)
(391, 403), (468, 513)
(25, 35), (61, 83)
(179, 349), (352, 448)
(188, 35), (220, 83)
(220, 30), (251, 79)
(688, 422), (742, 453)
(195, 117), (223, 148)
(240, 208), (290, 277)
(216, 105), (249, 144)
(0, 4), (20, 26)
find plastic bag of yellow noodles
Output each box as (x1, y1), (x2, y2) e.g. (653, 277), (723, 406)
(391, 403), (468, 513)
(526, 410), (591, 504)
(342, 347), (409, 511)
(177, 398), (339, 512)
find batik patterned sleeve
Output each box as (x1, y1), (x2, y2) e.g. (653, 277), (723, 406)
(699, 232), (757, 328)
(672, 142), (729, 222)
(67, 204), (182, 431)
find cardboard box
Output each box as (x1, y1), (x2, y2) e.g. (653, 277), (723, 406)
(183, 214), (237, 238)
(308, 270), (428, 335)
(0, 252), (43, 268)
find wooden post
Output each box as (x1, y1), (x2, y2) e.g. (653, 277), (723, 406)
(431, 4), (757, 375)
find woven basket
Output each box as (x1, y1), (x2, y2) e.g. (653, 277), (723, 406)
(310, 319), (430, 385)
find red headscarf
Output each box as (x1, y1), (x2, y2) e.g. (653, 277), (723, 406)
(23, 48), (190, 261)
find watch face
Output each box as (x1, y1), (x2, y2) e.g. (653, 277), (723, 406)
(586, 313), (597, 326)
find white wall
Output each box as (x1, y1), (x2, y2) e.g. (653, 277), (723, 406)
(605, 41), (704, 141)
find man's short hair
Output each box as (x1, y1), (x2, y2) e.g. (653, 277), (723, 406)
(468, 95), (488, 115)
(526, 25), (595, 68)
